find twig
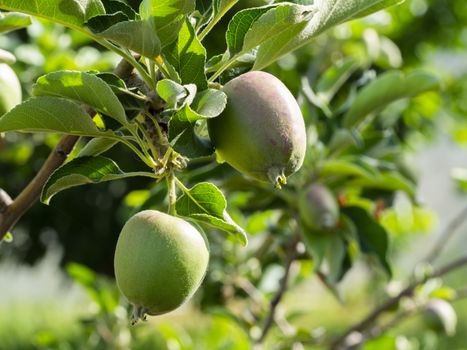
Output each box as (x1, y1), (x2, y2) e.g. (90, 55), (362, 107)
(166, 171), (177, 215)
(330, 254), (467, 350)
(363, 285), (467, 344)
(423, 203), (467, 263)
(256, 236), (299, 344)
(0, 59), (136, 240)
(0, 134), (79, 240)
(365, 308), (415, 343)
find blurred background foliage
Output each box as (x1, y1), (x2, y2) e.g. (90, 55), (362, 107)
(1, 0), (467, 349)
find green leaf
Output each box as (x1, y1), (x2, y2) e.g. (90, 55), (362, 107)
(214, 0), (239, 15)
(176, 182), (248, 245)
(301, 228), (333, 270)
(0, 97), (103, 136)
(326, 234), (348, 283)
(0, 0), (105, 29)
(169, 104), (213, 158)
(351, 0), (403, 19)
(252, 0), (402, 70)
(85, 12), (129, 33)
(78, 137), (119, 157)
(225, 6), (274, 56)
(95, 19), (161, 58)
(316, 57), (360, 103)
(320, 158), (379, 179)
(156, 79), (188, 105)
(342, 206), (391, 276)
(67, 262), (97, 287)
(343, 70), (440, 128)
(33, 71), (127, 125)
(244, 4), (315, 54)
(192, 89), (227, 118)
(164, 18), (207, 90)
(302, 225), (350, 288)
(103, 0), (137, 20)
(140, 0), (195, 48)
(0, 12), (31, 33)
(196, 0), (211, 13)
(95, 72), (146, 114)
(41, 156), (153, 204)
(347, 171), (415, 197)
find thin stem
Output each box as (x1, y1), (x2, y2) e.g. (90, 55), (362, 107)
(198, 1), (239, 41)
(423, 203), (467, 263)
(153, 56), (174, 81)
(208, 54), (240, 83)
(256, 236), (299, 344)
(194, 4), (214, 32)
(147, 58), (157, 85)
(91, 37), (155, 90)
(363, 286), (467, 344)
(330, 254), (467, 350)
(126, 123), (156, 161)
(144, 112), (166, 144)
(167, 172), (177, 215)
(136, 121), (160, 160)
(174, 177), (189, 192)
(107, 134), (156, 169)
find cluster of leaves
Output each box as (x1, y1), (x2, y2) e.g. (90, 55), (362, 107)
(0, 0), (410, 245)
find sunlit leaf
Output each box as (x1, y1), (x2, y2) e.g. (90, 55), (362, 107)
(176, 182), (248, 245)
(0, 97), (103, 136)
(0, 12), (31, 33)
(33, 71), (127, 125)
(41, 156), (155, 204)
(0, 0), (105, 29)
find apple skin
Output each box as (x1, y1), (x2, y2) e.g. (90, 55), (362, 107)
(0, 64), (21, 116)
(208, 71), (307, 186)
(114, 210), (209, 316)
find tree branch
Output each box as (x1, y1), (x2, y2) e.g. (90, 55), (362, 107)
(0, 134), (79, 240)
(330, 254), (467, 350)
(255, 236), (299, 344)
(423, 203), (467, 263)
(0, 59), (136, 240)
(362, 285), (467, 344)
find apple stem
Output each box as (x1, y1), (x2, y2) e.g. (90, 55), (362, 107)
(268, 167), (287, 189)
(130, 305), (148, 325)
(167, 172), (177, 216)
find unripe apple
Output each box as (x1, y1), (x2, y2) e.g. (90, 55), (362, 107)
(299, 184), (340, 231)
(208, 71), (307, 187)
(0, 64), (21, 116)
(114, 210), (209, 321)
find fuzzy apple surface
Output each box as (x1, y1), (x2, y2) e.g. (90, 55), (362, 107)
(299, 184), (340, 231)
(114, 210), (209, 318)
(0, 64), (21, 116)
(208, 71), (307, 187)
